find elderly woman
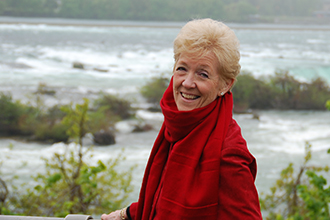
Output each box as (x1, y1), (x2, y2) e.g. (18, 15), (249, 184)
(102, 18), (262, 220)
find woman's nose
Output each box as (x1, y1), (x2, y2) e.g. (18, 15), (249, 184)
(182, 72), (196, 88)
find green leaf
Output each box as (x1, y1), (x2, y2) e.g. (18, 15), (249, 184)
(46, 173), (62, 186)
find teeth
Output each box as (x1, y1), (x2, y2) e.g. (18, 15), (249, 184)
(181, 93), (198, 100)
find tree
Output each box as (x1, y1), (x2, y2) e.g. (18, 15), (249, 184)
(224, 0), (257, 22)
(7, 98), (134, 216)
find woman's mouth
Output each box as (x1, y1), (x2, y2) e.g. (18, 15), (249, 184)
(181, 92), (199, 100)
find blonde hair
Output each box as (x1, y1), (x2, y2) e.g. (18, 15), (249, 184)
(173, 18), (241, 84)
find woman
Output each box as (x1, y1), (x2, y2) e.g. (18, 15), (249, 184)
(101, 18), (262, 220)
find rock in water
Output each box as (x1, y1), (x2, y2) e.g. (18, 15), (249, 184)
(93, 130), (116, 145)
(73, 62), (84, 69)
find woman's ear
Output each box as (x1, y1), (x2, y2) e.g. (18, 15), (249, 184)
(218, 78), (235, 96)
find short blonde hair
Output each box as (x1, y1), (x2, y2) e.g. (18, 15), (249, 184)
(173, 18), (241, 83)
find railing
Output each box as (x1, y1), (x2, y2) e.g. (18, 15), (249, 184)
(0, 214), (93, 220)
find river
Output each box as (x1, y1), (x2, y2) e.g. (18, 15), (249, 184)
(0, 17), (330, 206)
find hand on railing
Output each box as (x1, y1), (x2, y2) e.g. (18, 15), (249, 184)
(0, 214), (94, 220)
(101, 207), (127, 220)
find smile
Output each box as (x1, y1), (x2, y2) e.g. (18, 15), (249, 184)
(181, 92), (200, 100)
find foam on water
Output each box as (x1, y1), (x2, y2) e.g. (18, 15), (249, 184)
(1, 110), (329, 202)
(1, 110), (329, 199)
(0, 23), (115, 33)
(136, 110), (164, 121)
(2, 22), (330, 92)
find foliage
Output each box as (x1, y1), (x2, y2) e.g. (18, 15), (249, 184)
(270, 71), (302, 109)
(0, 92), (39, 136)
(0, 0), (323, 22)
(6, 99), (134, 216)
(270, 71), (330, 110)
(224, 1), (258, 22)
(298, 171), (330, 219)
(139, 72), (330, 113)
(0, 91), (123, 143)
(326, 100), (330, 110)
(93, 94), (133, 120)
(0, 161), (9, 215)
(33, 105), (70, 143)
(260, 142), (330, 219)
(0, 153), (19, 215)
(0, 92), (68, 142)
(35, 82), (56, 96)
(232, 71), (330, 112)
(61, 98), (90, 146)
(8, 147), (133, 216)
(140, 77), (170, 109)
(232, 72), (273, 111)
(2, 0), (59, 17)
(34, 122), (70, 143)
(0, 93), (23, 135)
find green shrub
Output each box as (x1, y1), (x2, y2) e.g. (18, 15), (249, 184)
(296, 78), (330, 110)
(233, 72), (274, 111)
(6, 99), (134, 216)
(270, 71), (302, 109)
(326, 100), (330, 110)
(232, 71), (330, 111)
(35, 82), (56, 96)
(0, 163), (9, 215)
(93, 94), (133, 120)
(140, 77), (170, 109)
(260, 142), (330, 220)
(88, 109), (117, 141)
(0, 93), (40, 136)
(0, 93), (22, 135)
(34, 122), (69, 143)
(269, 71), (330, 110)
(29, 105), (69, 143)
(8, 148), (134, 216)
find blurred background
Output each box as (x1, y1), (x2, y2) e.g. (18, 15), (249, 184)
(0, 0), (330, 218)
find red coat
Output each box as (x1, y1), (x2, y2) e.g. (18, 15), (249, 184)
(128, 79), (262, 219)
(129, 120), (262, 219)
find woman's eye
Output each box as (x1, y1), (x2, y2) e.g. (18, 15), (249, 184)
(199, 72), (209, 78)
(176, 67), (186, 71)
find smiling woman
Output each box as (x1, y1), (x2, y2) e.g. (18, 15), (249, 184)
(101, 18), (262, 220)
(171, 19), (239, 111)
(173, 52), (229, 111)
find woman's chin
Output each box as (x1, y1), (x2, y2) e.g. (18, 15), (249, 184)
(176, 102), (199, 111)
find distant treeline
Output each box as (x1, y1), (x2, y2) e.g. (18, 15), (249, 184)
(0, 0), (323, 22)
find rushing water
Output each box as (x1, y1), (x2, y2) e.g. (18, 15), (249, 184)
(0, 17), (330, 204)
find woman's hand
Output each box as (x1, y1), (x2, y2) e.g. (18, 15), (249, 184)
(101, 210), (122, 220)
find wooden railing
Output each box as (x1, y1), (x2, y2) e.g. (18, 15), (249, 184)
(0, 214), (94, 220)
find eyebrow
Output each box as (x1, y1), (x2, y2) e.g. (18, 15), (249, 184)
(199, 64), (212, 70)
(177, 60), (211, 70)
(176, 60), (188, 66)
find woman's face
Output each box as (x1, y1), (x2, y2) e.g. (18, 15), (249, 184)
(173, 52), (228, 111)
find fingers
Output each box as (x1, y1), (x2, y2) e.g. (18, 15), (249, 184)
(100, 214), (108, 220)
(101, 210), (121, 220)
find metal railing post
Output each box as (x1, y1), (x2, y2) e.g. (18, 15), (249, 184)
(0, 214), (94, 220)
(65, 215), (93, 220)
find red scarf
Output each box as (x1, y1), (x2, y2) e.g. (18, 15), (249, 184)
(134, 77), (233, 219)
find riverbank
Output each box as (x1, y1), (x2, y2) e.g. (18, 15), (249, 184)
(1, 16), (330, 31)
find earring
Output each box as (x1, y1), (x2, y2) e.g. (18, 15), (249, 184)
(220, 92), (224, 96)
